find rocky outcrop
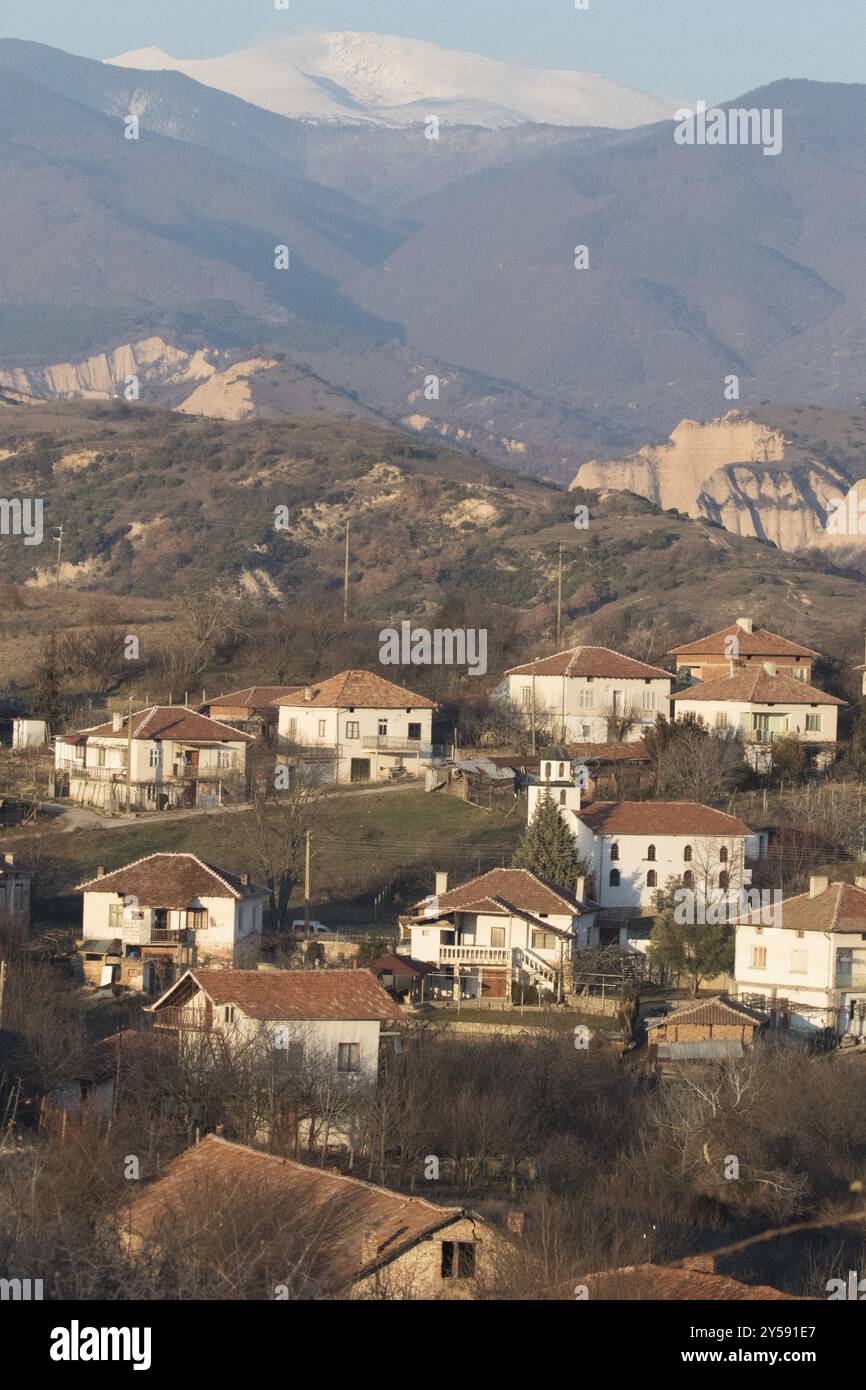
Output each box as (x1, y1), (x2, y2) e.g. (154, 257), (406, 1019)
(570, 412), (853, 552)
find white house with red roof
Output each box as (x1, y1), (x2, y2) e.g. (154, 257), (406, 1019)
(668, 617), (818, 685)
(734, 876), (866, 1037)
(502, 646), (672, 744)
(399, 867), (598, 1001)
(54, 706), (254, 812)
(272, 670), (438, 784)
(672, 669), (844, 771)
(75, 853), (267, 991)
(149, 968), (403, 1083)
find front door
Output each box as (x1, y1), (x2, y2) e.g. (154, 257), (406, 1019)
(350, 758), (371, 783)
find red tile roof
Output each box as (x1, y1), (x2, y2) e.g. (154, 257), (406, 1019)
(578, 1263), (800, 1301)
(647, 997), (766, 1031)
(122, 1135), (472, 1293)
(154, 968), (404, 1022)
(206, 686), (300, 711)
(738, 881), (866, 934)
(506, 646), (670, 680)
(672, 669), (845, 706)
(272, 670), (436, 710)
(422, 868), (586, 918)
(567, 741), (650, 763)
(71, 706), (255, 743)
(366, 954), (437, 979)
(576, 801), (752, 837)
(76, 854), (263, 903)
(668, 624), (818, 659)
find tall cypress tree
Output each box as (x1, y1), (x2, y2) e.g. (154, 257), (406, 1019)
(512, 793), (579, 894)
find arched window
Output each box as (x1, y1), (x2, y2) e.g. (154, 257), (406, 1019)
(719, 847), (728, 864)
(683, 870), (694, 888)
(545, 763), (553, 780)
(683, 845), (693, 863)
(647, 845), (656, 862)
(647, 870), (658, 888)
(718, 871), (729, 891)
(609, 869), (621, 888)
(559, 789), (567, 805)
(610, 843), (620, 861)
(558, 763), (565, 779)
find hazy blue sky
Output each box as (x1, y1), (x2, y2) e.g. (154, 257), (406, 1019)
(1, 0), (864, 103)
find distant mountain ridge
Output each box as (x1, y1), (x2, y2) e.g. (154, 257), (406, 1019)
(107, 32), (679, 130)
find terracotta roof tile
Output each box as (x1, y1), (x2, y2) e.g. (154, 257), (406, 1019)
(272, 670), (436, 710)
(507, 646), (670, 680)
(154, 968), (404, 1022)
(206, 687), (300, 711)
(738, 881), (866, 934)
(672, 669), (845, 706)
(69, 706), (255, 743)
(648, 997), (766, 1031)
(668, 624), (818, 659)
(576, 801), (752, 837)
(417, 868), (586, 918)
(76, 853), (264, 904)
(579, 1263), (800, 1300)
(123, 1135), (471, 1294)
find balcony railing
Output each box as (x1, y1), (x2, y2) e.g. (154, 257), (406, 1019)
(440, 945), (510, 965)
(152, 1007), (210, 1032)
(56, 759), (127, 781)
(172, 763), (237, 781)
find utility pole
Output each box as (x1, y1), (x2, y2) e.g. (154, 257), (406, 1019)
(53, 525), (63, 589)
(531, 658), (537, 755)
(556, 544), (563, 648)
(342, 520), (350, 625)
(125, 695), (134, 816)
(303, 830), (312, 933)
(0, 959), (6, 1029)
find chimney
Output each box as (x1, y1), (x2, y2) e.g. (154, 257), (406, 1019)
(435, 871), (449, 896)
(736, 617), (754, 635)
(506, 1209), (526, 1237)
(3, 852), (12, 867)
(361, 1231), (380, 1264)
(240, 872), (250, 887)
(763, 662), (777, 677)
(810, 875), (829, 899)
(575, 874), (586, 903)
(96, 865), (105, 879)
(303, 686), (313, 702)
(112, 712), (123, 733)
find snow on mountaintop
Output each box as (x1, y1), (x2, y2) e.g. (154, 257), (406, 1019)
(108, 32), (678, 130)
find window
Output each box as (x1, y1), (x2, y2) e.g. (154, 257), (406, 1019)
(12, 884), (23, 910)
(188, 908), (207, 931)
(559, 789), (567, 805)
(683, 845), (693, 862)
(217, 749), (233, 769)
(805, 713), (822, 733)
(378, 719), (388, 737)
(108, 903), (124, 930)
(579, 687), (593, 710)
(338, 1042), (361, 1073)
(318, 720), (327, 737)
(791, 950), (807, 974)
(714, 712), (727, 729)
(683, 870), (694, 888)
(641, 689), (655, 711)
(345, 721), (360, 740)
(581, 724), (591, 738)
(646, 870), (657, 888)
(751, 946), (767, 969)
(718, 872), (729, 891)
(610, 843), (620, 861)
(532, 930), (559, 951)
(521, 687), (533, 709)
(796, 929), (805, 939)
(96, 746), (107, 767)
(149, 747), (161, 767)
(490, 926), (506, 948)
(441, 1241), (476, 1280)
(647, 845), (656, 862)
(223, 1006), (235, 1024)
(719, 847), (728, 864)
(609, 869), (620, 888)
(408, 723), (421, 740)
(558, 763), (565, 778)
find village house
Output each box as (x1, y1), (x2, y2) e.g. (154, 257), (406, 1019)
(272, 669), (438, 784)
(119, 1134), (491, 1300)
(646, 996), (767, 1063)
(54, 706), (254, 811)
(671, 668), (844, 770)
(200, 686), (299, 741)
(501, 646), (672, 744)
(74, 854), (267, 993)
(149, 968), (403, 1083)
(577, 1260), (799, 1301)
(366, 954), (438, 1003)
(0, 850), (31, 941)
(526, 755), (755, 947)
(668, 617), (818, 684)
(400, 868), (598, 1001)
(733, 877), (866, 1038)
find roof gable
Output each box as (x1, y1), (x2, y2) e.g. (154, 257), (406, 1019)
(152, 968), (404, 1022)
(273, 670), (436, 710)
(672, 669), (845, 706)
(507, 646), (670, 681)
(72, 706), (255, 743)
(76, 853), (262, 903)
(576, 801), (752, 837)
(668, 624), (818, 659)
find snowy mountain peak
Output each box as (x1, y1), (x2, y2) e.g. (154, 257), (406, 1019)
(108, 31), (678, 130)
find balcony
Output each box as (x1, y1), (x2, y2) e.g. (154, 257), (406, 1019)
(440, 945), (510, 965)
(57, 759), (127, 781)
(172, 763), (237, 781)
(362, 736), (437, 756)
(152, 1007), (211, 1032)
